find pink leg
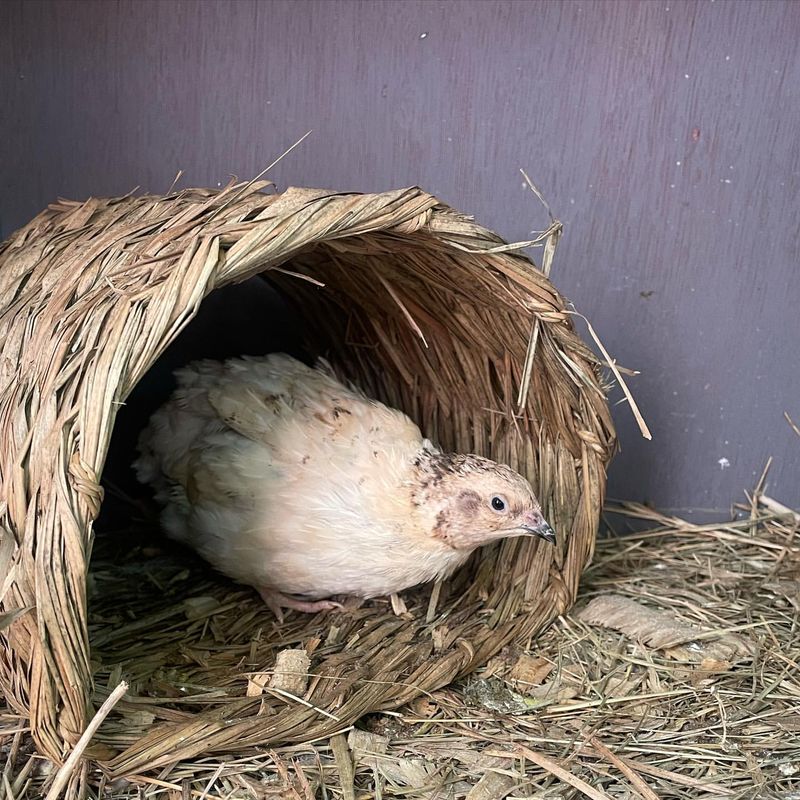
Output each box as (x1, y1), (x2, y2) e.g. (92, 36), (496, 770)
(258, 587), (342, 622)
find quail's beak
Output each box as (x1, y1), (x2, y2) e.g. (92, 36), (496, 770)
(519, 511), (557, 545)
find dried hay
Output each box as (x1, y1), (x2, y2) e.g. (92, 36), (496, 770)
(0, 182), (615, 777)
(2, 492), (798, 798)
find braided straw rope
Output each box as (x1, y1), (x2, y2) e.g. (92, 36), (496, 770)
(0, 182), (615, 772)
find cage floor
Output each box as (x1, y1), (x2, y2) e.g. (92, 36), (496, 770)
(2, 491), (799, 799)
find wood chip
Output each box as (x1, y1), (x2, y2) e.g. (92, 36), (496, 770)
(269, 649), (311, 695)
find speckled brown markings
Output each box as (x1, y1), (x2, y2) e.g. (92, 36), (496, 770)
(457, 489), (481, 513)
(415, 451), (520, 490)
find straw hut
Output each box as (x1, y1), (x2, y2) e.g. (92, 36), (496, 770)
(0, 182), (615, 776)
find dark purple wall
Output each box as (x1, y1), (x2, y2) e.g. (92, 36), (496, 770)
(2, 0), (798, 513)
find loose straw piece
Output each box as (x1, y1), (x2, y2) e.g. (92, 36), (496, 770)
(426, 579), (444, 624)
(45, 681), (128, 800)
(330, 733), (356, 800)
(516, 316), (540, 409)
(520, 168), (556, 227)
(265, 686), (341, 721)
(489, 745), (614, 800)
(784, 411), (800, 438)
(271, 267), (326, 287)
(759, 494), (800, 524)
(167, 169), (184, 194)
(569, 310), (652, 440)
(376, 272), (428, 348)
(515, 170), (561, 408)
(197, 763), (225, 800)
(207, 129), (313, 221)
(588, 736), (661, 800)
(123, 774), (226, 800)
(519, 169), (563, 278)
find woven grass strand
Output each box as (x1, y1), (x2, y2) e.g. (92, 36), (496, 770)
(0, 183), (615, 771)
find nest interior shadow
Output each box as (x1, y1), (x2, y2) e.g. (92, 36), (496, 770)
(0, 183), (615, 775)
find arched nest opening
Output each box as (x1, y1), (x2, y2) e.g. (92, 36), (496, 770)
(0, 183), (615, 775)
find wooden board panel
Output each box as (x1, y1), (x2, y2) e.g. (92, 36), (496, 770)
(1, 0), (798, 512)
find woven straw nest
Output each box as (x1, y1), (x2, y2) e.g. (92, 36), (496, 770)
(0, 182), (615, 775)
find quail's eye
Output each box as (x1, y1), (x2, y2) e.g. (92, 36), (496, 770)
(491, 495), (506, 512)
